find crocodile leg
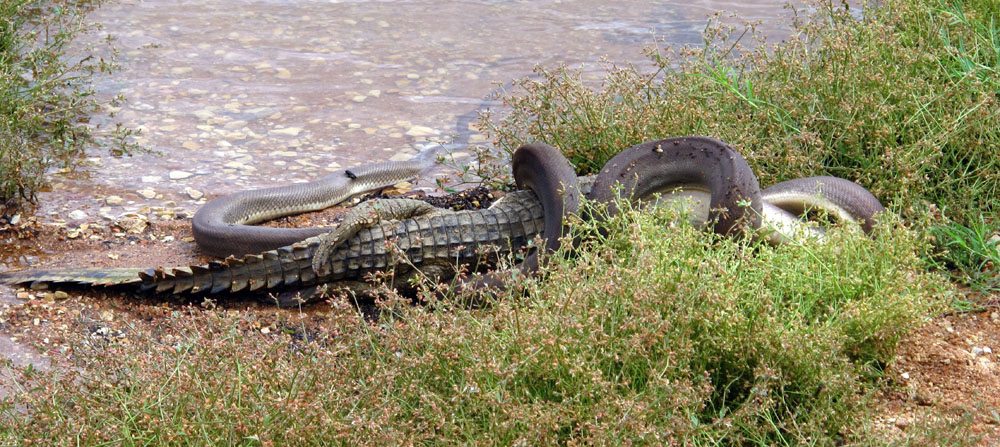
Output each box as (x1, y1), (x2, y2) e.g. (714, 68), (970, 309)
(312, 198), (442, 274)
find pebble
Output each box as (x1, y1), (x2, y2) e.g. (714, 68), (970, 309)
(68, 210), (87, 220)
(389, 153), (418, 161)
(223, 161), (249, 170)
(405, 125), (438, 137)
(972, 347), (987, 357)
(53, 291), (69, 300)
(193, 109), (215, 120)
(115, 213), (149, 234)
(185, 187), (204, 200)
(270, 127), (302, 136)
(894, 417), (911, 429)
(142, 176), (163, 183)
(169, 170), (193, 180)
(137, 189), (157, 199)
(105, 195), (124, 206)
(9, 214), (20, 225)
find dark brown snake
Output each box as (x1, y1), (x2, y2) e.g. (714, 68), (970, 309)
(194, 136), (884, 287)
(0, 136), (885, 303)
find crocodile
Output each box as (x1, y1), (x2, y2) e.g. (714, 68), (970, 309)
(0, 137), (885, 305)
(0, 187), (550, 305)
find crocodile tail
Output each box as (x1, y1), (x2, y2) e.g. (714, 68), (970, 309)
(134, 241), (318, 295)
(0, 240), (318, 296)
(0, 268), (148, 288)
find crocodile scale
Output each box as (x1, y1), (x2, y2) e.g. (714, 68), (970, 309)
(0, 190), (546, 294)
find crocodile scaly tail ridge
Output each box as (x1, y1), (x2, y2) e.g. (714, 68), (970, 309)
(0, 239), (320, 295)
(0, 268), (148, 288)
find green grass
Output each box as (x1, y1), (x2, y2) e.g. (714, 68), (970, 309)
(480, 0), (1000, 227)
(0, 0), (992, 445)
(0, 0), (136, 209)
(929, 217), (1000, 293)
(0, 204), (954, 445)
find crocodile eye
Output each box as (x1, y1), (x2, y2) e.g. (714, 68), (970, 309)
(345, 169), (358, 179)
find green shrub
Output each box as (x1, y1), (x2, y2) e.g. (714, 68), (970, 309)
(481, 0), (999, 225)
(0, 204), (952, 445)
(929, 217), (1000, 293)
(0, 0), (135, 208)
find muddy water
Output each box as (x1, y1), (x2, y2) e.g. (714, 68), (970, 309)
(17, 0), (794, 260)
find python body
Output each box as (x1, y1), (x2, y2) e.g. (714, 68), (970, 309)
(0, 137), (883, 304)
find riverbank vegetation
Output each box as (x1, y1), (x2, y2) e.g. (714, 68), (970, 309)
(0, 0), (997, 445)
(484, 0), (998, 227)
(481, 0), (999, 292)
(0, 0), (134, 209)
(0, 206), (958, 445)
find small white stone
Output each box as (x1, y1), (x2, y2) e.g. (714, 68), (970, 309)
(105, 195), (124, 206)
(9, 214), (20, 225)
(137, 189), (157, 199)
(169, 170), (193, 180)
(405, 125), (438, 137)
(162, 235), (175, 242)
(984, 346), (993, 355)
(68, 210), (87, 220)
(972, 347), (985, 357)
(193, 109), (214, 120)
(185, 187), (204, 200)
(270, 127), (302, 136)
(142, 176), (163, 183)
(389, 153), (416, 161)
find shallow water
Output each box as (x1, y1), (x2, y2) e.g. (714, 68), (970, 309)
(1, 0), (800, 379)
(11, 0), (800, 262)
(21, 0), (794, 252)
